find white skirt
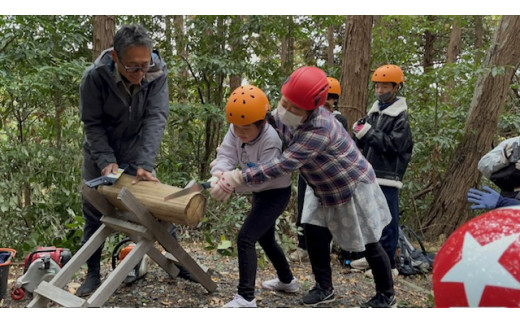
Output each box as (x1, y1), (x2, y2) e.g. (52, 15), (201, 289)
(301, 181), (391, 252)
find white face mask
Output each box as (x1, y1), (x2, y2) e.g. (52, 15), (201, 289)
(277, 102), (303, 128)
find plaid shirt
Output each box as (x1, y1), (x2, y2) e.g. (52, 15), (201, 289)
(243, 107), (375, 207)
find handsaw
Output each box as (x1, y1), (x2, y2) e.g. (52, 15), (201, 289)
(163, 180), (211, 201)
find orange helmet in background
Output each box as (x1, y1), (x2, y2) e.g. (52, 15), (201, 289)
(371, 64), (404, 85)
(327, 77), (341, 96)
(225, 85), (271, 125)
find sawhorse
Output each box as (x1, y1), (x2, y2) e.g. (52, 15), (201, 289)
(27, 184), (217, 308)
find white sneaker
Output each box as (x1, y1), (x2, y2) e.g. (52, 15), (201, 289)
(261, 277), (299, 293)
(350, 257), (370, 270)
(364, 268), (399, 279)
(223, 294), (257, 308)
(289, 248), (309, 262)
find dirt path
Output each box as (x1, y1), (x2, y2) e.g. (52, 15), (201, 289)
(0, 241), (433, 308)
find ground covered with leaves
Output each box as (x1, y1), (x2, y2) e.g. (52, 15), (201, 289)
(1, 240), (434, 309)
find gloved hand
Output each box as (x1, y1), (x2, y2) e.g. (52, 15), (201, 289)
(501, 143), (514, 164)
(209, 169), (244, 202)
(353, 123), (365, 133)
(467, 186), (501, 210)
(352, 117), (371, 139)
(207, 175), (219, 185)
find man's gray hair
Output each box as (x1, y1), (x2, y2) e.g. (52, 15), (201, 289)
(113, 24), (153, 58)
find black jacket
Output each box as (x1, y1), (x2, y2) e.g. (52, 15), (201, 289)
(353, 97), (413, 188)
(80, 48), (169, 175)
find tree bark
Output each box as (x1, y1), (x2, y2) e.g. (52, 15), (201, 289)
(446, 20), (462, 64)
(423, 15), (520, 239)
(173, 15), (189, 102)
(441, 19), (462, 104)
(327, 25), (335, 68)
(229, 16), (244, 92)
(338, 15), (373, 133)
(92, 15), (115, 61)
(281, 16), (294, 75)
(474, 16), (485, 64)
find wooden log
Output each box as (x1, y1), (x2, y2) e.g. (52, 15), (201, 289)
(96, 174), (206, 227)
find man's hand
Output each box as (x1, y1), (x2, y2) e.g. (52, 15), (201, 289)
(467, 186), (500, 210)
(101, 163), (119, 176)
(132, 168), (160, 185)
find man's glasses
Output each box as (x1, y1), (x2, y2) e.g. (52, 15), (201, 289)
(118, 57), (155, 73)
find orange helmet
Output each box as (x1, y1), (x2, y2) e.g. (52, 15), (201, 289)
(371, 64), (404, 85)
(225, 85), (270, 126)
(327, 77), (341, 96)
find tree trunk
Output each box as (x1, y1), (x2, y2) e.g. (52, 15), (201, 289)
(474, 16), (485, 64)
(441, 19), (462, 104)
(229, 16), (244, 92)
(281, 16), (294, 75)
(92, 15), (116, 61)
(423, 15), (520, 240)
(173, 15), (188, 102)
(339, 15), (373, 133)
(423, 26), (436, 71)
(327, 25), (335, 68)
(446, 20), (462, 64)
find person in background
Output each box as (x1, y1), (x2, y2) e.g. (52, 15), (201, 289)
(210, 66), (396, 308)
(467, 186), (520, 209)
(289, 76), (349, 263)
(210, 85), (296, 308)
(477, 136), (520, 199)
(350, 64), (413, 279)
(77, 24), (170, 296)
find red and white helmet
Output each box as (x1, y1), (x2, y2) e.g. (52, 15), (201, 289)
(432, 206), (520, 307)
(281, 66), (329, 111)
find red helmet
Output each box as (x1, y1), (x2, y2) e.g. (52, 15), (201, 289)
(432, 207), (520, 307)
(281, 66), (329, 111)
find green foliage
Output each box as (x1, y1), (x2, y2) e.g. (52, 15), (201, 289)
(0, 15), (518, 261)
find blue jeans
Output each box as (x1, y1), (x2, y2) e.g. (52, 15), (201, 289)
(379, 186), (400, 268)
(237, 186), (293, 301)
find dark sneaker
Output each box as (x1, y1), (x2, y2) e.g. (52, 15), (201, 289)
(75, 273), (101, 297)
(302, 285), (335, 306)
(177, 265), (197, 282)
(361, 292), (397, 308)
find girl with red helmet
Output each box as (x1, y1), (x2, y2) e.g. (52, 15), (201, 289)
(210, 67), (396, 308)
(210, 85), (296, 307)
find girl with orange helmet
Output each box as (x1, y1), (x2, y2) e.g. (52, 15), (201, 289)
(210, 67), (396, 308)
(209, 85), (296, 307)
(350, 64), (413, 280)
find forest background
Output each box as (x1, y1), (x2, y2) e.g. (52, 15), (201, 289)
(0, 13), (519, 261)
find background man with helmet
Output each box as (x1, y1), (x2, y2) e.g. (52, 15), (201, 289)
(210, 66), (396, 308)
(350, 64), (414, 279)
(209, 85), (296, 308)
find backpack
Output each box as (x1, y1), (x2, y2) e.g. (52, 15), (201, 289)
(397, 225), (435, 276)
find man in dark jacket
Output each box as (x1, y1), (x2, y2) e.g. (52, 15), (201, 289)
(77, 24), (169, 296)
(351, 64), (413, 278)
